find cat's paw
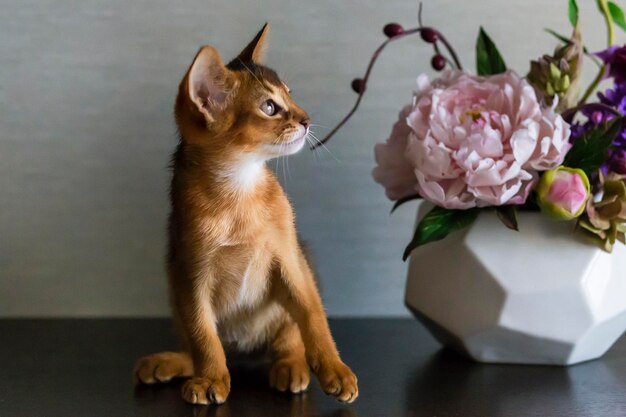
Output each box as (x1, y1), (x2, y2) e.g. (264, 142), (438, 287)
(316, 360), (358, 403)
(269, 356), (310, 393)
(134, 351), (193, 385)
(182, 374), (231, 405)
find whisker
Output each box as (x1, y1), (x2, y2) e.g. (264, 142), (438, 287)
(305, 136), (320, 163)
(308, 131), (340, 163)
(285, 147), (292, 181)
(276, 158), (281, 181)
(281, 144), (287, 184)
(309, 123), (331, 130)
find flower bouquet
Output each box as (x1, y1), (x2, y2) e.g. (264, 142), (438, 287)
(317, 1), (626, 364)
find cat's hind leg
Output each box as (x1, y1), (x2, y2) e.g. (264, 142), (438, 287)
(269, 316), (310, 394)
(134, 351), (193, 384)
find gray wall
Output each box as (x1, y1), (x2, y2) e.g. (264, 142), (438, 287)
(1, 0), (622, 317)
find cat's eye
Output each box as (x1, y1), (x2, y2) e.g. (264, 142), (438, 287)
(260, 99), (279, 116)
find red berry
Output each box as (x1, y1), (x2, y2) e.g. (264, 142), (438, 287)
(431, 55), (446, 71)
(351, 78), (365, 94)
(420, 27), (439, 43)
(383, 23), (404, 38)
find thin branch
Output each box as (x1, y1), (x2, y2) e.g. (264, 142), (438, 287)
(437, 33), (463, 70)
(418, 2), (424, 27)
(562, 102), (621, 123)
(579, 0), (614, 104)
(311, 26), (462, 149)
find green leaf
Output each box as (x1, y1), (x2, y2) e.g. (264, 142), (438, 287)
(476, 27), (507, 76)
(564, 117), (625, 175)
(544, 28), (571, 44)
(569, 0), (579, 26)
(390, 194), (422, 214)
(403, 207), (479, 261)
(495, 206), (519, 231)
(609, 1), (626, 32)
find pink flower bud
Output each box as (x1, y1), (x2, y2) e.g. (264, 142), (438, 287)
(537, 167), (590, 220)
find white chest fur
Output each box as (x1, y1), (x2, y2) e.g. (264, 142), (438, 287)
(237, 259), (268, 307)
(224, 155), (266, 192)
(217, 249), (282, 352)
(219, 244), (274, 313)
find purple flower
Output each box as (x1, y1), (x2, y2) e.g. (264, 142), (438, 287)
(596, 45), (626, 83)
(570, 107), (613, 146)
(599, 83), (626, 120)
(611, 149), (626, 174)
(598, 85), (626, 171)
(569, 47), (626, 183)
(570, 82), (626, 180)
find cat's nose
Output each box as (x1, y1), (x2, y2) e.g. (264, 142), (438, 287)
(299, 117), (310, 129)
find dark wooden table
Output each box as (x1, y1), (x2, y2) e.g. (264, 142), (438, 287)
(1, 319), (625, 417)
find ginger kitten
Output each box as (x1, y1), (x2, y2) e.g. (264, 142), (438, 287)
(134, 24), (358, 405)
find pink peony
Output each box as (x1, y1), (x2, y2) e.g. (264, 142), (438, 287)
(372, 106), (417, 200)
(373, 70), (572, 209)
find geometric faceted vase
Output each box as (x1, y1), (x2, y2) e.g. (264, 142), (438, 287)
(405, 205), (626, 365)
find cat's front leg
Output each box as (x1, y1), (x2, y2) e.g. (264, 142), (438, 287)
(272, 251), (359, 403)
(269, 318), (310, 393)
(174, 279), (231, 405)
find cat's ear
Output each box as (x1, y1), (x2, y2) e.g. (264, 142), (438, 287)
(187, 45), (235, 123)
(235, 23), (270, 64)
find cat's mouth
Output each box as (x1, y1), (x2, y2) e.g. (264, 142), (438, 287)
(264, 129), (307, 156)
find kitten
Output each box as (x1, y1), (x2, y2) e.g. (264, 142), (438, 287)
(134, 24), (358, 405)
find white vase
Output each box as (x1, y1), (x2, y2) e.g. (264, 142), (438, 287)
(405, 204), (626, 365)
